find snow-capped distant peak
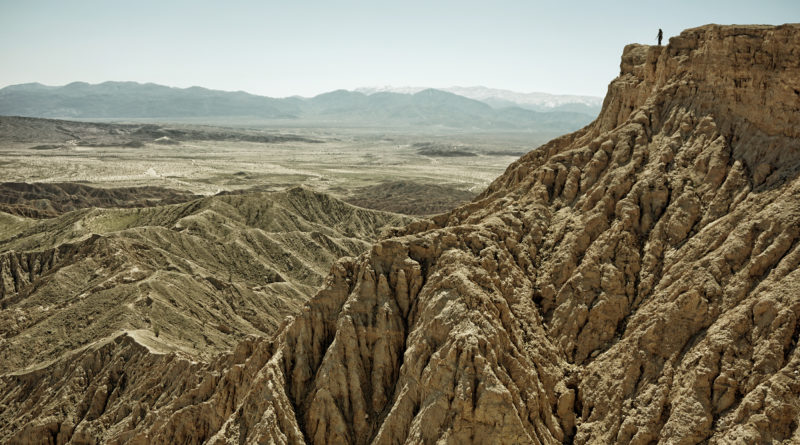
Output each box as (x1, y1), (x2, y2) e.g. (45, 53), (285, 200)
(442, 86), (603, 108)
(354, 86), (427, 95)
(353, 86), (603, 111)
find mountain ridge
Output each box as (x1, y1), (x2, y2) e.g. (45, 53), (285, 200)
(356, 85), (603, 114)
(0, 82), (597, 130)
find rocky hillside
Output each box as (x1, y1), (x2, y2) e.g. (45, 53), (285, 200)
(0, 182), (200, 218)
(344, 181), (476, 216)
(2, 24), (799, 444)
(0, 188), (411, 374)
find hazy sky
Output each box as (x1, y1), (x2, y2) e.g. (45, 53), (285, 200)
(0, 1), (796, 98)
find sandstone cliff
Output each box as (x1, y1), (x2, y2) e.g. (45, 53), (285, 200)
(2, 24), (799, 444)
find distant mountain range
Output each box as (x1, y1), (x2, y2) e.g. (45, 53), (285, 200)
(0, 81), (599, 131)
(0, 82), (302, 120)
(356, 86), (603, 114)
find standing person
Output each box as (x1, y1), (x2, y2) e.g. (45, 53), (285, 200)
(657, 28), (663, 46)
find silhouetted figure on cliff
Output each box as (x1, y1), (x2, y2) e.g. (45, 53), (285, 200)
(657, 28), (663, 46)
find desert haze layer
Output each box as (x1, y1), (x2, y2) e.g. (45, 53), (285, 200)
(1, 23), (800, 444)
(0, 115), (539, 212)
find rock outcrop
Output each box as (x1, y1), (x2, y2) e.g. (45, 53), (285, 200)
(2, 24), (799, 444)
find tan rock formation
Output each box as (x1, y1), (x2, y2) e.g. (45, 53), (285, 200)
(2, 24), (799, 444)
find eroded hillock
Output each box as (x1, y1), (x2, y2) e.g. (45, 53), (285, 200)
(2, 24), (800, 444)
(344, 180), (476, 216)
(0, 182), (200, 218)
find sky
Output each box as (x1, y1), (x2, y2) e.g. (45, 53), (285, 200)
(0, 0), (796, 98)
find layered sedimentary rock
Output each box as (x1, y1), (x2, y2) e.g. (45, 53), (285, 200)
(2, 24), (799, 444)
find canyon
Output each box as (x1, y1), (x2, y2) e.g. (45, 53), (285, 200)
(1, 23), (799, 444)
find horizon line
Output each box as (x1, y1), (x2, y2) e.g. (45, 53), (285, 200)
(0, 80), (606, 101)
